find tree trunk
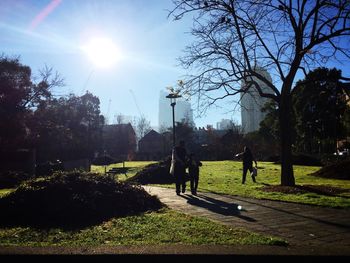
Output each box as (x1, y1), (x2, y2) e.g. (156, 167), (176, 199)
(279, 93), (295, 186)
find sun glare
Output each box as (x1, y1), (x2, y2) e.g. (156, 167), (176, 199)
(81, 37), (120, 68)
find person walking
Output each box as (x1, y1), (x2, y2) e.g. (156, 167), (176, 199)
(188, 152), (202, 195)
(235, 146), (258, 184)
(172, 140), (189, 195)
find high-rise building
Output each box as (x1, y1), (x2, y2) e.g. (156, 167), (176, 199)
(158, 90), (194, 130)
(240, 68), (273, 134)
(216, 119), (234, 130)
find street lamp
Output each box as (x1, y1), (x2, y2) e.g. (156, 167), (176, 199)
(166, 91), (182, 147)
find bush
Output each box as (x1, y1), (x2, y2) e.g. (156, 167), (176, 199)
(0, 171), (33, 188)
(272, 153), (322, 166)
(126, 159), (191, 185)
(0, 171), (164, 228)
(35, 160), (64, 177)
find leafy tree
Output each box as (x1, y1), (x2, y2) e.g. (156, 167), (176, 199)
(259, 100), (280, 143)
(293, 67), (349, 154)
(33, 92), (104, 162)
(174, 121), (196, 151)
(218, 128), (244, 160)
(0, 56), (32, 151)
(169, 0), (350, 186)
(0, 56), (63, 152)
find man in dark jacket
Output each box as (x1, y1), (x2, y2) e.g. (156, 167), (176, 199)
(172, 140), (188, 195)
(235, 146), (258, 184)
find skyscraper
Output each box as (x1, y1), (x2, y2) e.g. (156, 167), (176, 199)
(241, 68), (273, 134)
(158, 90), (194, 130)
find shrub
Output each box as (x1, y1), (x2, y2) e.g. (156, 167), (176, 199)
(0, 171), (33, 188)
(0, 171), (164, 228)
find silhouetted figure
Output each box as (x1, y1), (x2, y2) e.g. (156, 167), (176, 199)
(188, 152), (202, 195)
(172, 140), (188, 195)
(235, 146), (258, 184)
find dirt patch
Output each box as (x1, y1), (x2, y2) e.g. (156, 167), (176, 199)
(261, 184), (350, 196)
(310, 159), (350, 180)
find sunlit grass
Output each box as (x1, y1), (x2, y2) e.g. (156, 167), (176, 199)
(91, 161), (157, 181)
(153, 161), (350, 208)
(0, 208), (286, 246)
(0, 189), (14, 198)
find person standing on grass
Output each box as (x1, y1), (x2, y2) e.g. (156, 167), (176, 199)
(172, 140), (189, 195)
(235, 146), (258, 184)
(188, 152), (202, 195)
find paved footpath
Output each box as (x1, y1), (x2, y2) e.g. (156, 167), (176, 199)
(143, 185), (350, 255)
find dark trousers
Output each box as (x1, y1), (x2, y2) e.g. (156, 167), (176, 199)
(242, 165), (255, 184)
(189, 172), (199, 193)
(174, 166), (186, 194)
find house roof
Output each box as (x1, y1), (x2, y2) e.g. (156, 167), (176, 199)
(139, 129), (163, 142)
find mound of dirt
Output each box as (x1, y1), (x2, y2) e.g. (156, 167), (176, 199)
(310, 159), (350, 180)
(0, 171), (164, 228)
(127, 160), (174, 185)
(127, 160), (191, 185)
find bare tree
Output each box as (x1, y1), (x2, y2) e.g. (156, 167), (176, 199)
(136, 115), (152, 141)
(23, 64), (65, 108)
(169, 0), (350, 186)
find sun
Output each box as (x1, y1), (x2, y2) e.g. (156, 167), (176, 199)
(81, 37), (121, 68)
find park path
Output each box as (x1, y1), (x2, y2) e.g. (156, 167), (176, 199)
(143, 185), (350, 255)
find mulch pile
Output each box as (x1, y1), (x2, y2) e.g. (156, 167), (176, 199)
(261, 159), (350, 195)
(0, 171), (164, 229)
(310, 159), (350, 180)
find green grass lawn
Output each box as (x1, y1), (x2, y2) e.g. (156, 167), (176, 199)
(92, 160), (350, 208)
(91, 161), (157, 181)
(149, 160), (350, 208)
(1, 160), (348, 247)
(0, 208), (286, 247)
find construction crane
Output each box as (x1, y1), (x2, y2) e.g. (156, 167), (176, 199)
(129, 89), (142, 117)
(105, 99), (111, 124)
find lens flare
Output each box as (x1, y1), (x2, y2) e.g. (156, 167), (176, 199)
(81, 37), (120, 68)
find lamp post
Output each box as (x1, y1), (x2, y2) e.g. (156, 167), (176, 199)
(166, 92), (182, 148)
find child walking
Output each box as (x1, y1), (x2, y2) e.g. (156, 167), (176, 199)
(188, 152), (202, 195)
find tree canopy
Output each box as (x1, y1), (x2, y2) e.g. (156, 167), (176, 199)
(293, 67), (350, 154)
(0, 55), (104, 163)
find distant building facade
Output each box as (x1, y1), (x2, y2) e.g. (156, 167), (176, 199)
(158, 90), (194, 129)
(137, 129), (169, 160)
(241, 68), (273, 134)
(216, 119), (234, 130)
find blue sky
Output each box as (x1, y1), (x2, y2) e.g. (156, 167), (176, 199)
(0, 0), (241, 129)
(1, 0), (349, 130)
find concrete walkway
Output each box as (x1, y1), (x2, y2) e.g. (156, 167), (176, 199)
(143, 185), (350, 255)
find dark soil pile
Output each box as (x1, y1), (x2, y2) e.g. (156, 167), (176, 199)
(0, 171), (164, 228)
(127, 160), (191, 185)
(261, 184), (350, 196)
(126, 160), (175, 185)
(310, 159), (350, 180)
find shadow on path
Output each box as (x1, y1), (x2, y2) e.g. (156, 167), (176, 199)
(222, 193), (350, 229)
(179, 193), (256, 222)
